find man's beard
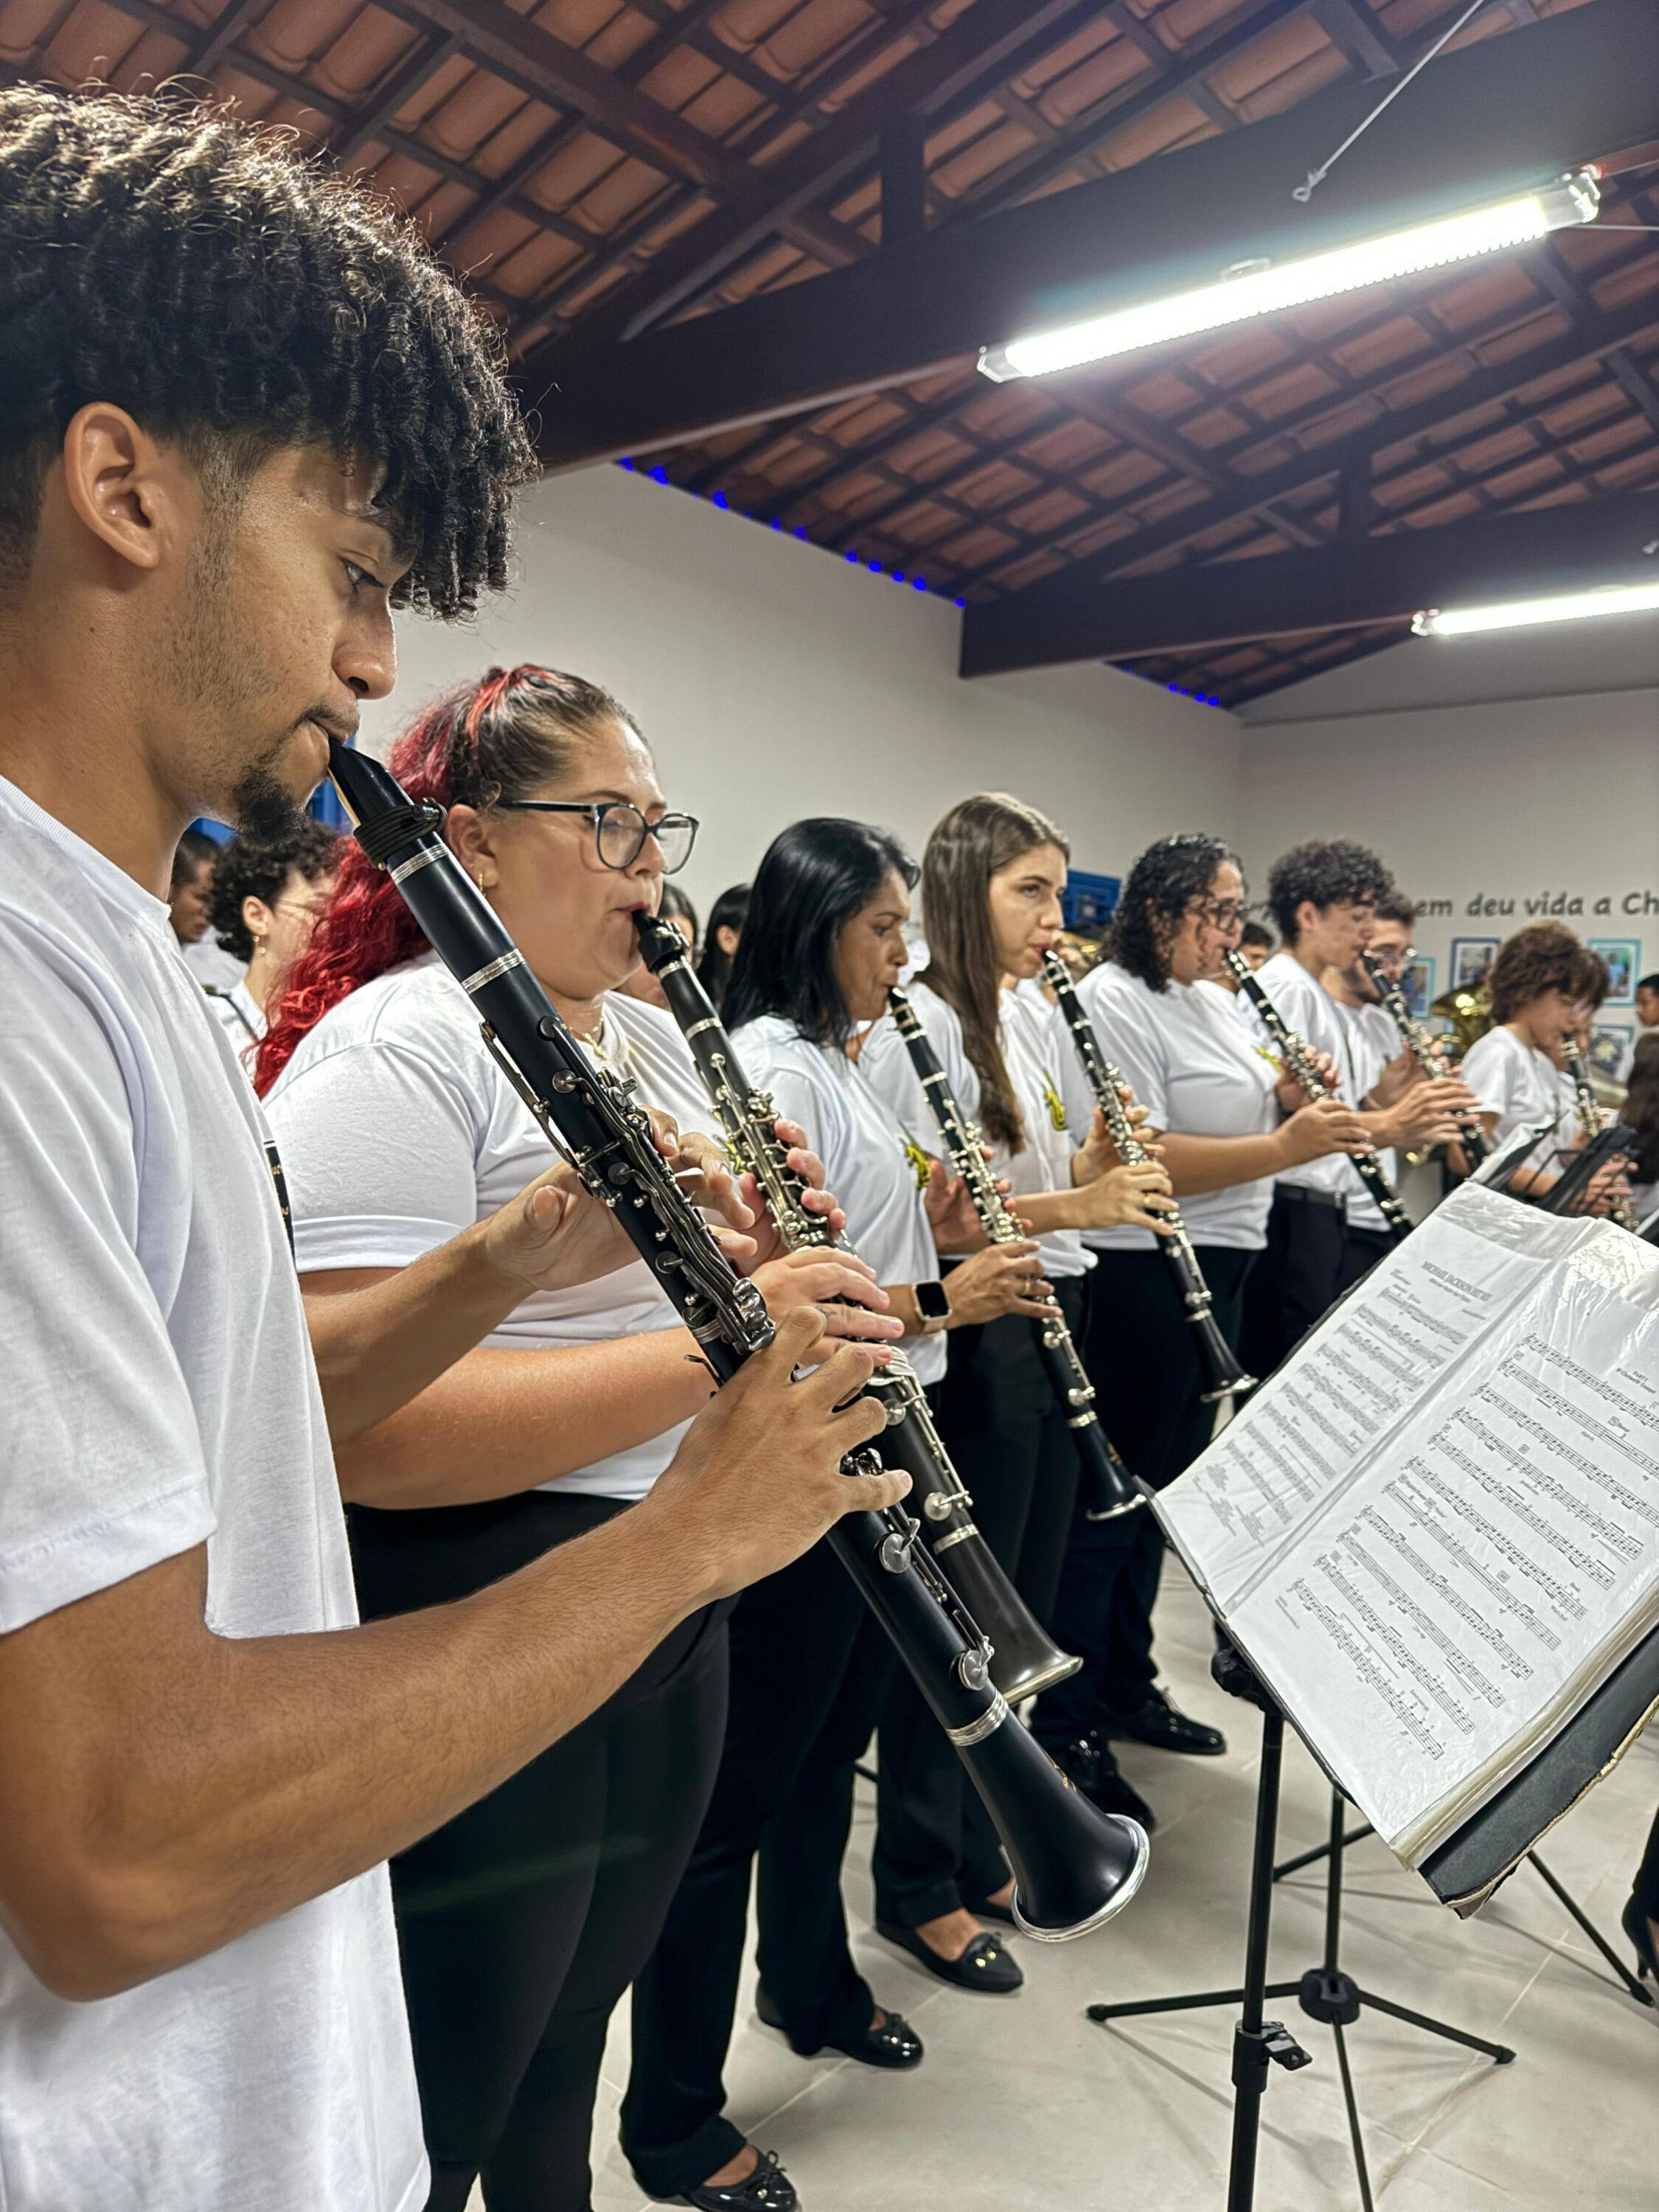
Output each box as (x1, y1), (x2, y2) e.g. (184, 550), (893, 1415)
(229, 742), (310, 842)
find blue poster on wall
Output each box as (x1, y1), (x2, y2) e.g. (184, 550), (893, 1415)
(1062, 869), (1121, 931)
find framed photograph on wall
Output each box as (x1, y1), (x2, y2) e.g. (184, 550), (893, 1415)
(1450, 937), (1500, 992)
(1588, 938), (1640, 1006)
(1589, 1023), (1633, 1083)
(1400, 956), (1434, 1019)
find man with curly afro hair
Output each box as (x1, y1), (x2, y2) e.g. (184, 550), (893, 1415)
(1237, 840), (1467, 1374)
(0, 86), (904, 2212)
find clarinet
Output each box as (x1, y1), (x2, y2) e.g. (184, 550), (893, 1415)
(1564, 1043), (1639, 1231)
(1040, 951), (1256, 1405)
(326, 741), (1147, 1938)
(1222, 947), (1412, 1247)
(886, 987), (1144, 1521)
(635, 911), (1079, 1705)
(1357, 949), (1487, 1169)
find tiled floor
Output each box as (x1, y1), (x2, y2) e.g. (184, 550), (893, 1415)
(471, 1568), (1658, 2211)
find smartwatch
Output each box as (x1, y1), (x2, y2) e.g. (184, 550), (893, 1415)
(914, 1279), (951, 1335)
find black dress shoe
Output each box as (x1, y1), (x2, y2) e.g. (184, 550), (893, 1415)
(754, 1982), (924, 2068)
(1621, 1894), (1659, 1984)
(1107, 1687), (1226, 1757)
(874, 1919), (1024, 1992)
(670, 2148), (799, 2209)
(1047, 1731), (1157, 1832)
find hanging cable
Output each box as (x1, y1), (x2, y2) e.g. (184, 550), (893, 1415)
(1293, 0), (1493, 203)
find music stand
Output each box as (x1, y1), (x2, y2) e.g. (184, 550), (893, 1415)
(1085, 1646), (1512, 2212)
(1085, 1618), (1659, 2211)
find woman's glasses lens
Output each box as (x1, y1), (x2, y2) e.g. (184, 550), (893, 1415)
(594, 804), (698, 874)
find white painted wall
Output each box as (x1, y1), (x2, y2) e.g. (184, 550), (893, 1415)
(363, 462), (1240, 911)
(1235, 681), (1659, 1022)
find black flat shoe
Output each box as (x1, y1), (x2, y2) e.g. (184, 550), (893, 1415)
(754, 1982), (923, 2067)
(1106, 1688), (1226, 1757)
(968, 1893), (1018, 1927)
(874, 1919), (1023, 1992)
(1046, 1731), (1157, 1832)
(1621, 1894), (1659, 1983)
(670, 2148), (799, 2209)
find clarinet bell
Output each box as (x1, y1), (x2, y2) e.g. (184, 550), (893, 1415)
(959, 1717), (1150, 1940)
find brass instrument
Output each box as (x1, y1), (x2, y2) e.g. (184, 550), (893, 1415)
(1564, 1043), (1639, 1231)
(887, 986), (1144, 1521)
(1040, 950), (1255, 1404)
(635, 910), (1080, 1705)
(1357, 949), (1487, 1170)
(1427, 980), (1494, 1059)
(328, 739), (1150, 1941)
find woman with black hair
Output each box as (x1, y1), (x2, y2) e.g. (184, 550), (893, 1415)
(623, 817), (1059, 2209)
(855, 795), (1176, 1957)
(696, 881), (751, 1009)
(1034, 833), (1371, 1820)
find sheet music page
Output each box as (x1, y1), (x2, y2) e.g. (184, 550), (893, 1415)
(1159, 1187), (1659, 1861)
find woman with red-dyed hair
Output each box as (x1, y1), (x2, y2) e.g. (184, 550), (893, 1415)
(259, 667), (900, 2212)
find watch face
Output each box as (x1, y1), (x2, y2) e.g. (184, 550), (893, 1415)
(915, 1280), (950, 1323)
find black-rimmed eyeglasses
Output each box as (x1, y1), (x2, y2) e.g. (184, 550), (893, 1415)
(498, 800), (699, 874)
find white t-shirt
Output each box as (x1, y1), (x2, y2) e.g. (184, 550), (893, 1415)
(204, 977), (265, 1081)
(1075, 960), (1281, 1251)
(0, 777), (423, 2212)
(1335, 999), (1401, 1232)
(733, 1015), (947, 1386)
(265, 958), (714, 1503)
(182, 931), (245, 992)
(857, 981), (1095, 1281)
(1236, 950), (1353, 1197)
(1461, 1026), (1569, 1169)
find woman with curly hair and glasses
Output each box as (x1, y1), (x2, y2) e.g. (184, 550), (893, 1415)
(1032, 834), (1372, 1822)
(200, 815), (341, 1060)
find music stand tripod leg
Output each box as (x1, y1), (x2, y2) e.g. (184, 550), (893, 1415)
(1527, 1851), (1655, 2008)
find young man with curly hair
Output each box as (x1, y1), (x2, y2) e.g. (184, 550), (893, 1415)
(1236, 841), (1467, 1371)
(0, 86), (905, 2212)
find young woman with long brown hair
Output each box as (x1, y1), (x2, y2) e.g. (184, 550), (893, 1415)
(257, 667), (900, 2212)
(856, 793), (1173, 1978)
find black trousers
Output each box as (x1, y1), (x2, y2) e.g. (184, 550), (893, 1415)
(871, 1276), (1086, 1930)
(621, 1536), (897, 2202)
(1036, 1245), (1256, 1747)
(1337, 1222), (1396, 1294)
(349, 1492), (727, 2212)
(1237, 1186), (1349, 1384)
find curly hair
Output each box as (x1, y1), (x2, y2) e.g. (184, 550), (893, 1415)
(1266, 840), (1395, 943)
(0, 86), (535, 611)
(1488, 922), (1601, 1025)
(256, 667), (632, 1092)
(1106, 833), (1239, 992)
(919, 794), (1068, 1152)
(207, 818), (341, 964)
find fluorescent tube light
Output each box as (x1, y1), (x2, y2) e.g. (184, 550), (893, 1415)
(1412, 580), (1659, 637)
(978, 171), (1600, 383)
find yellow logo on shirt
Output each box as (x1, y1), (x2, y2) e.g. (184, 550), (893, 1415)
(1041, 1068), (1068, 1132)
(900, 1127), (932, 1190)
